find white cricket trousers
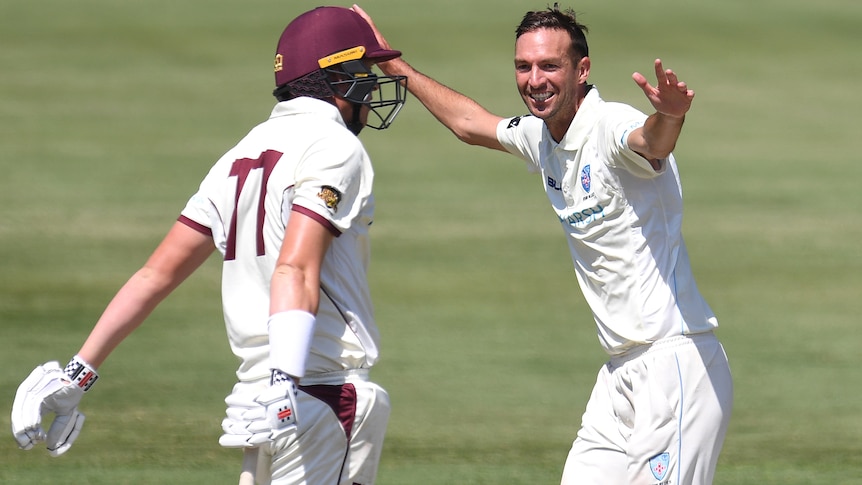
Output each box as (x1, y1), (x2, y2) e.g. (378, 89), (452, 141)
(561, 332), (733, 485)
(232, 370), (390, 485)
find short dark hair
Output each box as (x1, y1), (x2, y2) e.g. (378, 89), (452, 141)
(515, 3), (589, 59)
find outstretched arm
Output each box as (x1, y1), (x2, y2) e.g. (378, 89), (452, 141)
(77, 221), (215, 367)
(11, 221), (214, 455)
(353, 4), (507, 152)
(628, 59), (694, 164)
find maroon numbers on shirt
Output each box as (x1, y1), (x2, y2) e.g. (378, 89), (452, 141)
(225, 149), (283, 261)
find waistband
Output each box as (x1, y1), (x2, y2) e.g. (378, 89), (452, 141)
(609, 332), (717, 369)
(299, 368), (370, 386)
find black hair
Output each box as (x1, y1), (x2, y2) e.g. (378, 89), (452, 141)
(516, 3), (589, 59)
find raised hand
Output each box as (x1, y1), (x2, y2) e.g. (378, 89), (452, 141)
(352, 4), (393, 51)
(632, 59), (694, 119)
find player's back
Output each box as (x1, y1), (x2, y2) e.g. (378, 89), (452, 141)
(186, 98), (377, 381)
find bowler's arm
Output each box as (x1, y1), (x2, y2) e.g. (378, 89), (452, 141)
(628, 59), (694, 167)
(353, 5), (506, 152)
(387, 60), (506, 151)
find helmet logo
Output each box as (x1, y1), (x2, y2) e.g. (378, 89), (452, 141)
(318, 46), (366, 69)
(274, 54), (283, 73)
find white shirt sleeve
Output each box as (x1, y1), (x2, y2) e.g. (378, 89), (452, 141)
(290, 133), (371, 235)
(600, 103), (668, 178)
(496, 115), (542, 173)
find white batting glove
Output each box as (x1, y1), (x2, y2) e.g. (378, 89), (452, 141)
(219, 393), (271, 448)
(219, 370), (300, 447)
(254, 370), (300, 442)
(11, 356), (99, 456)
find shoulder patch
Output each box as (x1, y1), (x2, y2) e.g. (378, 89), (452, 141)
(317, 185), (342, 211)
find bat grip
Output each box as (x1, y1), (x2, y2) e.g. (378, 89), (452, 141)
(238, 447), (259, 485)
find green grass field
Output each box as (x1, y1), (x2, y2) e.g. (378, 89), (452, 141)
(2, 0), (860, 483)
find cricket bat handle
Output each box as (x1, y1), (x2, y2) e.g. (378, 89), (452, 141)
(239, 447), (259, 485)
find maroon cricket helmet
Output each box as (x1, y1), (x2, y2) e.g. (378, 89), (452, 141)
(274, 6), (401, 87)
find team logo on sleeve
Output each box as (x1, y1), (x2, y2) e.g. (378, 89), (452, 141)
(317, 186), (342, 211)
(649, 452), (670, 481)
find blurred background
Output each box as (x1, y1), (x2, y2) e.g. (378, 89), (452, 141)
(1, 0), (859, 483)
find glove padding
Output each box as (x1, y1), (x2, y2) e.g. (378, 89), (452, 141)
(219, 393), (271, 448)
(219, 372), (299, 448)
(11, 362), (87, 456)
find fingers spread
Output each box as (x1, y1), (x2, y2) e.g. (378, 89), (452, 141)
(653, 59), (666, 82)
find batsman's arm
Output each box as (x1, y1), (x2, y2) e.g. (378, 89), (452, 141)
(267, 209), (334, 380)
(77, 221), (215, 367)
(353, 4), (506, 152)
(13, 221), (214, 455)
(269, 210), (332, 318)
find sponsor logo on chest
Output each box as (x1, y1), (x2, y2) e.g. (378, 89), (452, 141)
(546, 163), (606, 228)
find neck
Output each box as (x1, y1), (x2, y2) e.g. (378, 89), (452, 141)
(547, 84), (591, 142)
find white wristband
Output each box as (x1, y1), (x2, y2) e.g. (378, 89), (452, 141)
(64, 354), (99, 392)
(268, 310), (316, 379)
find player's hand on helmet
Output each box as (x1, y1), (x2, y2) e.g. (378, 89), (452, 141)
(11, 356), (99, 456)
(219, 369), (300, 448)
(351, 5), (393, 51)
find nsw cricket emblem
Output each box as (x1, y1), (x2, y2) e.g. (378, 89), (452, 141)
(580, 164), (591, 193)
(649, 452), (670, 481)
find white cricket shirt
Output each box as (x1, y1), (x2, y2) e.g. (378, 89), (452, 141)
(497, 87), (718, 356)
(179, 97), (379, 381)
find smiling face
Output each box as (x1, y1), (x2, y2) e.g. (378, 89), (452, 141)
(514, 28), (590, 142)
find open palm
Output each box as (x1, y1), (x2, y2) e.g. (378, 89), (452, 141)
(632, 59), (694, 118)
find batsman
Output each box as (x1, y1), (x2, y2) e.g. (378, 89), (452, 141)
(11, 6), (408, 485)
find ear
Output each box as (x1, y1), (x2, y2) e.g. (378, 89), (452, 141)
(577, 56), (591, 84)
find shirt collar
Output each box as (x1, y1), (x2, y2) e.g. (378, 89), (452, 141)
(546, 85), (602, 151)
(269, 97), (346, 129)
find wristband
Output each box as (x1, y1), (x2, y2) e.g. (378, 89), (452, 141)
(268, 310), (316, 379)
(63, 355), (99, 392)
